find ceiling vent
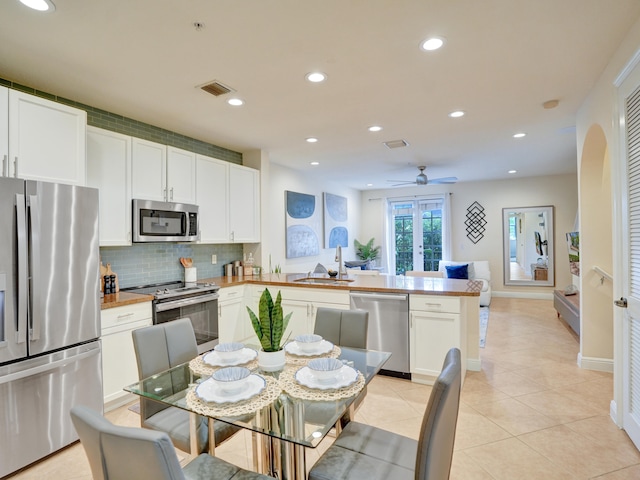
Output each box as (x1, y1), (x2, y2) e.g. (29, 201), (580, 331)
(200, 80), (235, 97)
(383, 139), (409, 149)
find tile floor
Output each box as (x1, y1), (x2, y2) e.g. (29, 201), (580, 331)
(8, 297), (640, 479)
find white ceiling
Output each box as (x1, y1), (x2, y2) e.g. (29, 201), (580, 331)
(2, 0), (640, 190)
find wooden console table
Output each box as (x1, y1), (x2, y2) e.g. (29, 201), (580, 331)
(553, 290), (580, 336)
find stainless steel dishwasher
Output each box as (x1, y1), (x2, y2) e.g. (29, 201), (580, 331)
(350, 291), (410, 379)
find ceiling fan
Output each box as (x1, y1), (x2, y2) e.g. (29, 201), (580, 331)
(387, 166), (458, 187)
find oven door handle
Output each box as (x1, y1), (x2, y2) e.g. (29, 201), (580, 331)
(155, 293), (219, 312)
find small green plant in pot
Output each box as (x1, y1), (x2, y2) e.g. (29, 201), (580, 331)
(247, 288), (292, 371)
(354, 237), (381, 265)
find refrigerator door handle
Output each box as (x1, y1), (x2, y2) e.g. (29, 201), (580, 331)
(28, 194), (41, 341)
(0, 347), (99, 386)
(15, 194), (28, 344)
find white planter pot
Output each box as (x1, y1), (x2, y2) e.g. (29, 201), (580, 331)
(258, 349), (286, 372)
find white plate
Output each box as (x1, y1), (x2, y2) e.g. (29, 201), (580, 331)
(285, 340), (334, 357)
(203, 348), (258, 367)
(294, 365), (358, 390)
(195, 374), (266, 404)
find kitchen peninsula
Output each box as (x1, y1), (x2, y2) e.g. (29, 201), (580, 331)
(204, 273), (482, 384)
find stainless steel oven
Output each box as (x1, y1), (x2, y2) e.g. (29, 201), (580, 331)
(123, 282), (220, 354)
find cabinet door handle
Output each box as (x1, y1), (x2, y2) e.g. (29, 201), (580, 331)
(117, 312), (135, 320)
(170, 187), (174, 201)
(2, 155), (6, 176)
(14, 156), (18, 178)
(163, 188), (167, 201)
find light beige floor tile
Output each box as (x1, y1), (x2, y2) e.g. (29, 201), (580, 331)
(594, 464), (640, 479)
(450, 451), (494, 480)
(453, 403), (512, 450)
(515, 389), (601, 424)
(472, 397), (560, 435)
(482, 370), (548, 397)
(565, 415), (640, 461)
(520, 424), (640, 478)
(464, 437), (577, 479)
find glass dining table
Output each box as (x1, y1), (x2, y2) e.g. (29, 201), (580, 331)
(124, 345), (391, 480)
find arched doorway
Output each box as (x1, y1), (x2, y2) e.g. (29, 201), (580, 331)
(579, 124), (614, 368)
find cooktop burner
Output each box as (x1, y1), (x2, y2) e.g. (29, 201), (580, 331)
(122, 281), (219, 300)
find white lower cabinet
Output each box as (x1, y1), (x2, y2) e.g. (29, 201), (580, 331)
(409, 295), (466, 381)
(218, 286), (253, 343)
(101, 302), (152, 410)
(275, 287), (350, 340)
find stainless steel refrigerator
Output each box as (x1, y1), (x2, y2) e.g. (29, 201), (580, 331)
(0, 177), (103, 478)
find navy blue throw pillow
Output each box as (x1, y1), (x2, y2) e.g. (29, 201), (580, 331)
(445, 264), (469, 279)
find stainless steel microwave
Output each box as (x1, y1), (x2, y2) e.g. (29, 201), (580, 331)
(132, 199), (199, 242)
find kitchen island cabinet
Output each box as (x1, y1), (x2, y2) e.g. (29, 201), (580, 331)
(213, 274), (479, 380)
(2, 88), (86, 185)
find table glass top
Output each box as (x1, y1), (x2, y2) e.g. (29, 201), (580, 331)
(124, 345), (391, 448)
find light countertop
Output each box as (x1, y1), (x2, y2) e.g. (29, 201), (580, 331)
(200, 273), (482, 297)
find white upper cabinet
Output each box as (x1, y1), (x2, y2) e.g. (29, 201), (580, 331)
(229, 163), (260, 243)
(166, 146), (196, 204)
(131, 139), (196, 203)
(131, 138), (166, 201)
(0, 87), (8, 176)
(196, 158), (260, 244)
(87, 127), (132, 246)
(5, 90), (86, 185)
(196, 155), (229, 243)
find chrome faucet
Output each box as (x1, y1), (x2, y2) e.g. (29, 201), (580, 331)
(335, 245), (344, 279)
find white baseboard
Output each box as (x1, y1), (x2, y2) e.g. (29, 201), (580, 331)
(492, 291), (554, 300)
(577, 352), (614, 372)
(467, 358), (482, 372)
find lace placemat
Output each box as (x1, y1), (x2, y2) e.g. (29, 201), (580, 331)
(189, 355), (259, 377)
(186, 375), (281, 417)
(285, 345), (342, 366)
(278, 365), (365, 401)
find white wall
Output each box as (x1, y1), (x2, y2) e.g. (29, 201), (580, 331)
(263, 163), (362, 274)
(361, 173), (578, 296)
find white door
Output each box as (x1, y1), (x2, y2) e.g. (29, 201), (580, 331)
(618, 61), (640, 449)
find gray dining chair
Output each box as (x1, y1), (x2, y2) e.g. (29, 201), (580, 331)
(312, 307), (369, 425)
(70, 405), (272, 480)
(313, 307), (368, 349)
(132, 318), (239, 454)
(308, 348), (462, 480)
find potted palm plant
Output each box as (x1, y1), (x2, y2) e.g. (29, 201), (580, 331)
(354, 237), (381, 266)
(246, 288), (292, 371)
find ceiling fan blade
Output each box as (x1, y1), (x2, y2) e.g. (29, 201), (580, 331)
(390, 181), (416, 187)
(428, 176), (458, 184)
(386, 179), (415, 184)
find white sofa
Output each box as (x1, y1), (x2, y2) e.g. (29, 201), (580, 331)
(438, 260), (492, 306)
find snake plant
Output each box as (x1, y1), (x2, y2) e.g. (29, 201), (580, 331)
(247, 288), (292, 352)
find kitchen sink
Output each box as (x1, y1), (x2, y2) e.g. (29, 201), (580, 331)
(293, 277), (354, 284)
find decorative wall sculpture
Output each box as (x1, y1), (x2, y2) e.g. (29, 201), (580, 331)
(323, 192), (348, 248)
(285, 191), (321, 258)
(465, 201), (486, 244)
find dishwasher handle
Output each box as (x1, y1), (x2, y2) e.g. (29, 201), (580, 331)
(349, 292), (408, 301)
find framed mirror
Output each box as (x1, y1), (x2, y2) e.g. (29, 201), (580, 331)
(503, 206), (554, 286)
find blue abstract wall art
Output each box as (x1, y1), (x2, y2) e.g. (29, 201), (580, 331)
(323, 192), (349, 248)
(285, 190), (320, 258)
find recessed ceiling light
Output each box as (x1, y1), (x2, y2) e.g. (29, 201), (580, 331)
(508, 170), (517, 174)
(513, 132), (526, 138)
(368, 125), (382, 132)
(19, 0), (55, 11)
(227, 98), (244, 106)
(306, 72), (326, 83)
(306, 137), (318, 143)
(310, 161), (319, 166)
(448, 110), (465, 118)
(420, 37), (445, 51)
